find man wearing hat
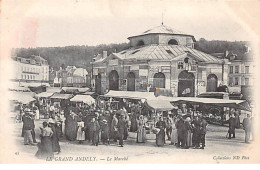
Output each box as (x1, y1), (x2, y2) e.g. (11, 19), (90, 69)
(200, 116), (208, 149)
(191, 115), (201, 149)
(22, 109), (34, 145)
(111, 113), (118, 142)
(117, 114), (127, 147)
(89, 116), (100, 146)
(101, 119), (110, 145)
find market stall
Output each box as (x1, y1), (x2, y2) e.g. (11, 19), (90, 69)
(145, 99), (178, 112)
(158, 96), (252, 125)
(50, 93), (73, 108)
(70, 95), (95, 106)
(103, 90), (155, 100)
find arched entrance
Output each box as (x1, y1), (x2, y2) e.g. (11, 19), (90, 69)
(168, 39), (179, 45)
(109, 70), (119, 91)
(95, 73), (102, 94)
(127, 72), (135, 91)
(207, 74), (218, 92)
(153, 72), (165, 88)
(178, 70), (195, 97)
(137, 40), (144, 46)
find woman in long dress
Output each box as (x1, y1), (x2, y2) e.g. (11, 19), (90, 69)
(76, 121), (85, 144)
(65, 111), (78, 141)
(170, 117), (178, 145)
(48, 119), (61, 154)
(155, 116), (166, 146)
(130, 111), (138, 132)
(137, 115), (146, 143)
(35, 122), (53, 159)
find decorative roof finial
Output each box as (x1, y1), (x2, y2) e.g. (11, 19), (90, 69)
(161, 12), (164, 25)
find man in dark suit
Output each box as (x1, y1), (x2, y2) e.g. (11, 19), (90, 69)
(191, 115), (201, 149)
(117, 114), (126, 147)
(200, 116), (208, 149)
(228, 114), (236, 139)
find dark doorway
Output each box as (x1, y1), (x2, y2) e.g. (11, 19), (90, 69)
(127, 72), (135, 91)
(153, 72), (165, 88)
(168, 39), (178, 45)
(137, 40), (144, 46)
(207, 74), (218, 92)
(95, 73), (102, 94)
(109, 70), (119, 91)
(178, 70), (195, 97)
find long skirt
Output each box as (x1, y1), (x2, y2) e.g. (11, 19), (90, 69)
(89, 130), (99, 144)
(76, 127), (85, 141)
(111, 130), (118, 141)
(137, 127), (146, 143)
(186, 130), (192, 147)
(52, 135), (60, 152)
(35, 137), (53, 159)
(156, 129), (165, 146)
(171, 128), (178, 144)
(130, 119), (138, 132)
(65, 117), (77, 141)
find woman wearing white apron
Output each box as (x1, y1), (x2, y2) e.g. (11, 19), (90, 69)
(76, 121), (85, 144)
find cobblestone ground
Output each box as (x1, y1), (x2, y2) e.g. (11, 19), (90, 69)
(10, 119), (256, 163)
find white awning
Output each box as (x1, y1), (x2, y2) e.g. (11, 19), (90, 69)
(103, 90), (156, 100)
(50, 93), (73, 100)
(156, 96), (251, 111)
(70, 95), (95, 105)
(46, 87), (63, 93)
(145, 99), (178, 111)
(9, 91), (36, 104)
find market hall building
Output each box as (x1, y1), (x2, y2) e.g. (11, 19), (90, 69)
(92, 24), (228, 97)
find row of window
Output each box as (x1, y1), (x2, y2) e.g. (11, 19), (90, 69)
(229, 77), (250, 86)
(21, 66), (48, 73)
(21, 74), (48, 81)
(67, 78), (86, 83)
(230, 65), (250, 74)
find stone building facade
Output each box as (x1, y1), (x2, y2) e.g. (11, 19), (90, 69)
(92, 24), (227, 96)
(11, 55), (49, 84)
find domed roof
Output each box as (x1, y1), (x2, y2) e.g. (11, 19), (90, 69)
(143, 24), (185, 35)
(128, 24), (195, 40)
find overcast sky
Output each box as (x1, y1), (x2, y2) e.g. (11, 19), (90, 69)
(6, 0), (256, 48)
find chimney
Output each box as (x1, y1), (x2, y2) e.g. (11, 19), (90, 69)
(103, 51), (107, 58)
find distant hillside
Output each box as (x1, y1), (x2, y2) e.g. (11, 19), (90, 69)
(13, 43), (130, 72)
(13, 39), (249, 72)
(194, 38), (249, 56)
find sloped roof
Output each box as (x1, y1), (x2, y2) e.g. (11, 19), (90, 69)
(36, 92), (55, 98)
(113, 44), (222, 63)
(128, 25), (193, 38)
(9, 91), (36, 104)
(50, 93), (73, 99)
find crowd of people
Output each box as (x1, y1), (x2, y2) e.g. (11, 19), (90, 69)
(18, 96), (254, 160)
(154, 112), (208, 149)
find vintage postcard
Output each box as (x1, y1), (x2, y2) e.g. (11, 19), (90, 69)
(0, 0), (260, 164)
